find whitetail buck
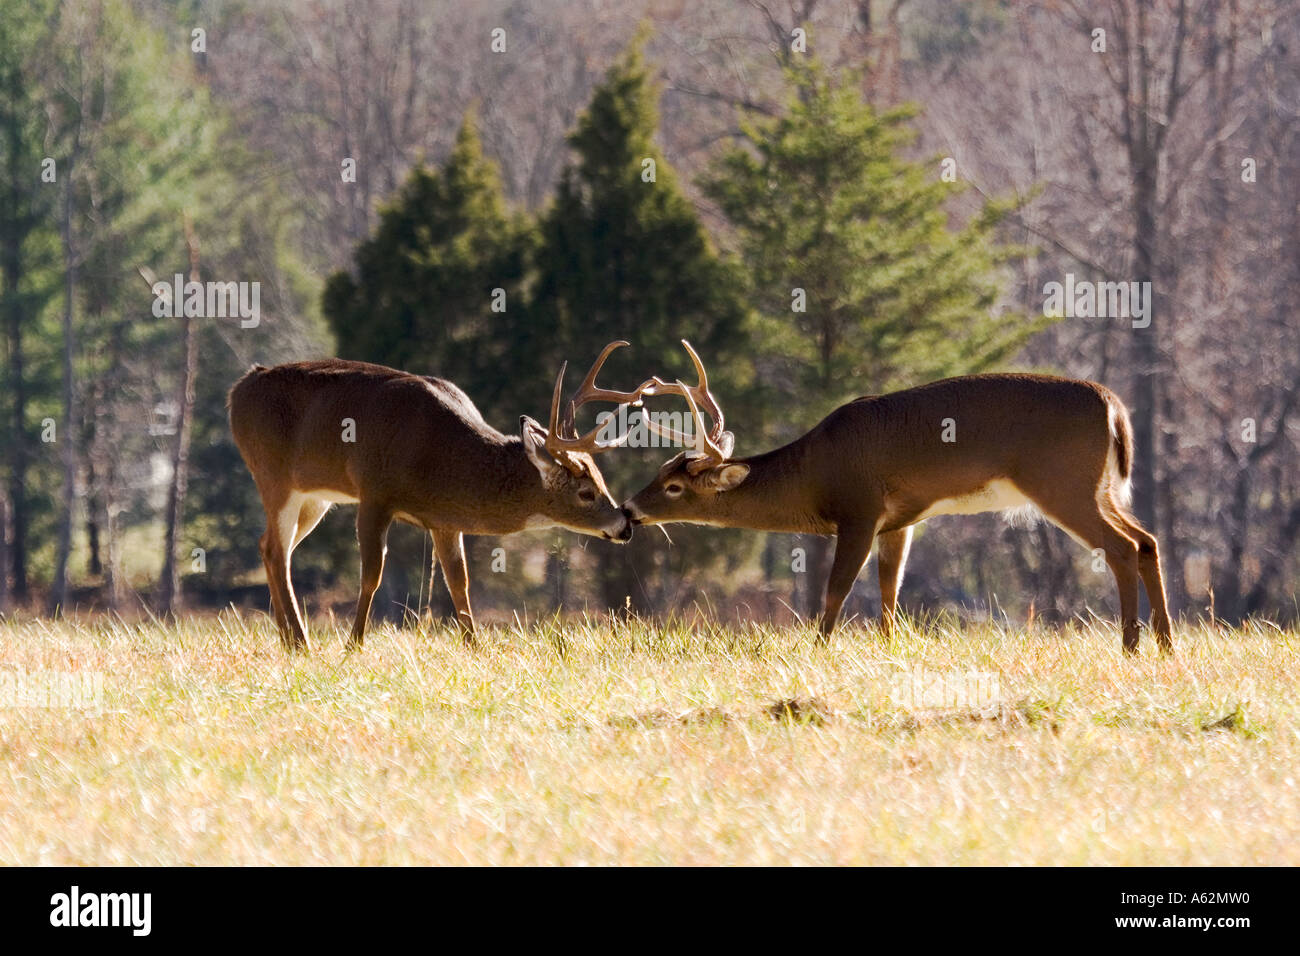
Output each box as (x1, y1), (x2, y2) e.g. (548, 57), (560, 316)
(229, 342), (648, 651)
(624, 342), (1173, 654)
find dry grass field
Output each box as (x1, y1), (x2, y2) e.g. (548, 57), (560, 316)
(0, 611), (1295, 865)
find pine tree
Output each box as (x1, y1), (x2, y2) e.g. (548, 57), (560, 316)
(0, 0), (324, 609)
(528, 39), (745, 401)
(45, 0), (301, 613)
(0, 0), (60, 605)
(528, 35), (750, 614)
(323, 110), (532, 424)
(704, 60), (1042, 423)
(322, 110), (534, 621)
(702, 60), (1045, 617)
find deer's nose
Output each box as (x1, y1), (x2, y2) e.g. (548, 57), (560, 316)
(614, 512), (634, 542)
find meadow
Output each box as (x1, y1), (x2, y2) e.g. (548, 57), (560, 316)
(0, 612), (1295, 865)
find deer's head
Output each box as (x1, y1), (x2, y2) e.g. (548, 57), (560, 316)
(523, 341), (659, 542)
(621, 341), (750, 527)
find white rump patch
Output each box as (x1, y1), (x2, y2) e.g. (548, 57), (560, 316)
(916, 479), (1040, 526)
(1105, 404), (1133, 508)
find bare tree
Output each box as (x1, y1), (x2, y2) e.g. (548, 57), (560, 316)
(155, 216), (202, 617)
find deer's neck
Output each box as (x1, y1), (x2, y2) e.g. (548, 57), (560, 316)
(491, 438), (552, 529)
(712, 437), (833, 535)
(416, 435), (546, 535)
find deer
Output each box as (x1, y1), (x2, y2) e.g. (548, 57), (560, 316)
(623, 341), (1174, 654)
(228, 342), (652, 652)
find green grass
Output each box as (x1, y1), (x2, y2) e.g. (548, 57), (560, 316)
(0, 611), (1295, 864)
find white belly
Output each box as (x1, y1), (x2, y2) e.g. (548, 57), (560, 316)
(915, 479), (1033, 520)
(302, 489), (360, 505)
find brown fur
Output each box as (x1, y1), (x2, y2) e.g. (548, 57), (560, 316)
(625, 372), (1173, 654)
(229, 359), (631, 651)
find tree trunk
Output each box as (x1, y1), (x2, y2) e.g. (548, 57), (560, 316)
(50, 163), (77, 614)
(1156, 367), (1182, 614)
(85, 456), (102, 577)
(101, 322), (126, 609)
(0, 489), (9, 615)
(2, 174), (28, 602)
(1215, 463), (1252, 622)
(81, 373), (102, 577)
(1129, 149), (1159, 536)
(104, 484), (126, 609)
(158, 218), (201, 616)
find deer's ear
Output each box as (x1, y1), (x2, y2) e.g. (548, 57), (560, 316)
(704, 462), (749, 492)
(520, 416), (562, 479)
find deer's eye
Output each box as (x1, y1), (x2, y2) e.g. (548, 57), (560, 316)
(664, 483), (684, 497)
(578, 488), (597, 503)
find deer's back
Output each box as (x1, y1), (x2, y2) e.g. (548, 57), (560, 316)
(228, 359), (504, 496)
(809, 373), (1122, 506)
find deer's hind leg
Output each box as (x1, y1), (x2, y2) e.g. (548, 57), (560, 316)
(258, 489), (310, 652)
(277, 497), (332, 644)
(258, 523), (290, 640)
(1017, 479), (1144, 654)
(1107, 499), (1173, 653)
(348, 500), (393, 650)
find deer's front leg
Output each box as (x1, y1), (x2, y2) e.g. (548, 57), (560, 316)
(348, 501), (392, 650)
(819, 521), (879, 639)
(433, 529), (476, 644)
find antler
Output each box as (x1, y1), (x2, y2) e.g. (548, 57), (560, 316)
(546, 341), (657, 464)
(640, 340), (734, 469)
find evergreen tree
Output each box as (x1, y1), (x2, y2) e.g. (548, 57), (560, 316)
(704, 60), (1041, 422)
(528, 39), (745, 404)
(702, 60), (1045, 616)
(323, 111), (532, 424)
(53, 0), (320, 611)
(528, 36), (750, 614)
(321, 111), (534, 621)
(0, 0), (60, 604)
(0, 0), (324, 608)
